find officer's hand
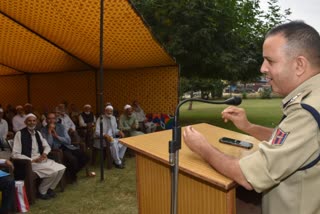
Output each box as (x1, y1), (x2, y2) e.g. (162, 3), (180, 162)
(221, 106), (251, 132)
(183, 126), (211, 158)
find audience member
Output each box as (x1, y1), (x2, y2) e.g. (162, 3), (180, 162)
(23, 103), (33, 114)
(105, 102), (119, 119)
(4, 104), (15, 132)
(69, 104), (80, 127)
(79, 104), (96, 148)
(132, 101), (156, 133)
(12, 113), (66, 200)
(0, 159), (15, 213)
(94, 105), (126, 169)
(24, 103), (41, 130)
(40, 105), (49, 127)
(12, 105), (26, 132)
(41, 113), (93, 180)
(119, 104), (144, 137)
(56, 104), (80, 144)
(0, 108), (9, 149)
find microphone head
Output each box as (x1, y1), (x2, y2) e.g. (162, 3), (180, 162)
(225, 96), (242, 106)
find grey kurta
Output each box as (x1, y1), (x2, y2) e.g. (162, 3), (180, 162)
(12, 130), (65, 178)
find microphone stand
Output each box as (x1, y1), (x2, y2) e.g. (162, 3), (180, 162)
(169, 97), (241, 214)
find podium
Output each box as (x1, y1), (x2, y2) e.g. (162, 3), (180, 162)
(120, 123), (260, 214)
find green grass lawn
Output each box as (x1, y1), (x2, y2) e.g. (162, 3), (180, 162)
(180, 98), (283, 132)
(28, 98), (283, 213)
(29, 156), (138, 214)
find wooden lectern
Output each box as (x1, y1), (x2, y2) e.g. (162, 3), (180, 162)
(120, 123), (260, 214)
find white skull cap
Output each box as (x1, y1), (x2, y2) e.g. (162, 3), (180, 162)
(105, 105), (113, 110)
(124, 104), (131, 110)
(25, 113), (37, 121)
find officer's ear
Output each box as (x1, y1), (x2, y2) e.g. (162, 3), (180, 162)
(295, 55), (308, 77)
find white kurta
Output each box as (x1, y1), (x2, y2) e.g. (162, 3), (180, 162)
(0, 118), (8, 139)
(12, 130), (65, 178)
(59, 114), (76, 131)
(12, 114), (27, 132)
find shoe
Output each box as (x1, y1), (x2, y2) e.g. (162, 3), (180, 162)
(86, 171), (96, 177)
(47, 189), (56, 198)
(113, 162), (125, 169)
(121, 158), (126, 165)
(38, 193), (51, 200)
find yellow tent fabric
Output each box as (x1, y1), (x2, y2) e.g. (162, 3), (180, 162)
(0, 0), (178, 114)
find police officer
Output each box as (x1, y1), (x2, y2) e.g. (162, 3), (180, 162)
(183, 21), (320, 214)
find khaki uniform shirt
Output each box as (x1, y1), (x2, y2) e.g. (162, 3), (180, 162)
(240, 74), (320, 214)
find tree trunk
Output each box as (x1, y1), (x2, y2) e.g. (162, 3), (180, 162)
(188, 91), (194, 110)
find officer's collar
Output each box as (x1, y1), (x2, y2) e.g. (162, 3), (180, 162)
(282, 73), (320, 108)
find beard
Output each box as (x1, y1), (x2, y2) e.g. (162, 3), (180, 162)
(27, 125), (37, 131)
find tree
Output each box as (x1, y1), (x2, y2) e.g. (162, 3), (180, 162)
(132, 0), (290, 81)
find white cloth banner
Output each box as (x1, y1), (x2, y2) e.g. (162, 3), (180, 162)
(15, 180), (30, 212)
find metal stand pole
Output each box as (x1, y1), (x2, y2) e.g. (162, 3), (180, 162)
(99, 0), (104, 181)
(169, 113), (181, 214)
(168, 96), (241, 214)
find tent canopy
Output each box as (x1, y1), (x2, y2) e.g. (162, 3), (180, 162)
(0, 0), (178, 114)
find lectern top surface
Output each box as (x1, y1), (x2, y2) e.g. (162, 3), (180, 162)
(120, 123), (260, 190)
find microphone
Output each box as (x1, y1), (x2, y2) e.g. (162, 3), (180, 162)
(168, 96), (242, 214)
(172, 96), (242, 112)
(223, 96), (242, 105)
(169, 96), (242, 157)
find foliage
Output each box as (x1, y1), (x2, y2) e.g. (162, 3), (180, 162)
(242, 91), (248, 99)
(259, 87), (272, 99)
(132, 0), (290, 81)
(210, 79), (224, 98)
(180, 77), (224, 100)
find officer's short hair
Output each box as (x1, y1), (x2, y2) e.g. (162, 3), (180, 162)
(266, 21), (320, 67)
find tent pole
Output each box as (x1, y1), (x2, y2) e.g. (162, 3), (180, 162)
(99, 0), (105, 181)
(26, 74), (31, 103)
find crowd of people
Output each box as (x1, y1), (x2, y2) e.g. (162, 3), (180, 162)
(0, 101), (156, 213)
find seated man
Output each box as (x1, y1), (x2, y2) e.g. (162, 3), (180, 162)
(12, 113), (66, 200)
(12, 105), (26, 132)
(94, 105), (126, 169)
(41, 113), (92, 180)
(105, 102), (119, 119)
(24, 103), (42, 130)
(119, 104), (144, 137)
(56, 104), (80, 144)
(132, 101), (156, 133)
(4, 104), (15, 132)
(78, 104), (96, 148)
(0, 108), (9, 150)
(69, 103), (80, 127)
(0, 159), (15, 214)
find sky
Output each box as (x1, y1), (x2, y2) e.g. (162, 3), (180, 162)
(259, 0), (320, 33)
